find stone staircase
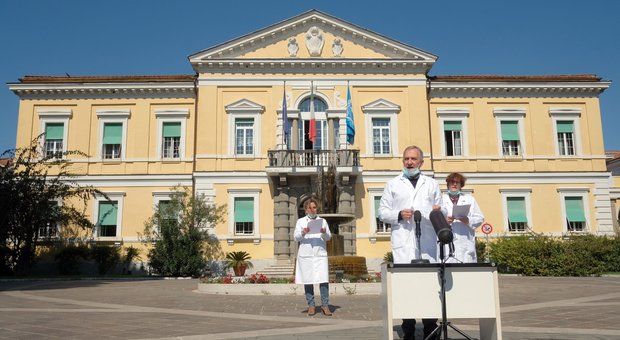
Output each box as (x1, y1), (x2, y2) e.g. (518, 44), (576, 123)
(258, 264), (295, 279)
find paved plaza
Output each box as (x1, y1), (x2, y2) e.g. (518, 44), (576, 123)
(1, 276), (620, 339)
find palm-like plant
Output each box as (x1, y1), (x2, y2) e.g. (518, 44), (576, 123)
(223, 251), (253, 276)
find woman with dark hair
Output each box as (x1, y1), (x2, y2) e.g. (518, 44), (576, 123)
(441, 172), (485, 263)
(294, 197), (332, 316)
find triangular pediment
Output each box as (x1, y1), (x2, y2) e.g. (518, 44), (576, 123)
(189, 10), (436, 69)
(225, 99), (265, 113)
(362, 99), (401, 113)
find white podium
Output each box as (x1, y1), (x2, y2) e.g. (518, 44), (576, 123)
(382, 263), (502, 340)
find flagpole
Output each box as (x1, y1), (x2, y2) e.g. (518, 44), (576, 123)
(346, 81), (349, 151)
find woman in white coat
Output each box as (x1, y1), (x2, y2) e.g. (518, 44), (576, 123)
(294, 198), (332, 316)
(441, 172), (485, 263)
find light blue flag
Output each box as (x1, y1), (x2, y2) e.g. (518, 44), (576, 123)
(282, 88), (290, 147)
(346, 86), (355, 145)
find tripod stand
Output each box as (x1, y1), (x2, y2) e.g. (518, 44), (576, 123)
(425, 242), (476, 340)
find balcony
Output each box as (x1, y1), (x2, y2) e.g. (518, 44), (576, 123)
(266, 149), (361, 175)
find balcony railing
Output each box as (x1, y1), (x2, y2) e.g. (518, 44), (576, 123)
(267, 149), (359, 168)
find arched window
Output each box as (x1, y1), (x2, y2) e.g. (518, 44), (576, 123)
(298, 97), (328, 150)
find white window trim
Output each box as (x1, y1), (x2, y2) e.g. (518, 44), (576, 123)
(362, 99), (400, 157)
(227, 188), (262, 245)
(38, 109), (72, 158)
(152, 191), (175, 234)
(225, 99), (264, 158)
(494, 108), (526, 158)
(93, 192), (125, 241)
(367, 188), (390, 243)
(557, 188), (590, 233)
(155, 109), (189, 161)
(437, 108), (469, 158)
(500, 188), (532, 233)
(96, 109), (130, 161)
(550, 107), (582, 157)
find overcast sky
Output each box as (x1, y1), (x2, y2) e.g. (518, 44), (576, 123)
(2, 0), (618, 153)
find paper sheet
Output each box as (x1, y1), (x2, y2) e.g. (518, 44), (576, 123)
(452, 204), (471, 218)
(307, 218), (324, 234)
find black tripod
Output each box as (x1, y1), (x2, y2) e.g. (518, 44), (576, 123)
(425, 242), (476, 340)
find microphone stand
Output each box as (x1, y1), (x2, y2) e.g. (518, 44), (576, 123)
(411, 211), (429, 264)
(425, 241), (475, 340)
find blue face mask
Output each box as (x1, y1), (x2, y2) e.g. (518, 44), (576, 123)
(448, 190), (461, 196)
(307, 213), (317, 219)
(402, 167), (420, 179)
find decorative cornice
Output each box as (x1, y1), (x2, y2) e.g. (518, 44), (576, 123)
(8, 75), (196, 99)
(429, 75), (610, 98)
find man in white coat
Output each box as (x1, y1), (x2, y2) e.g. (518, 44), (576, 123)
(379, 145), (444, 340)
(441, 172), (484, 263)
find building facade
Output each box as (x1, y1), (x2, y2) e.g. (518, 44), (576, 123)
(8, 10), (615, 272)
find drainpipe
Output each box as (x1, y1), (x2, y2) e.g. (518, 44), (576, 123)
(425, 76), (435, 172)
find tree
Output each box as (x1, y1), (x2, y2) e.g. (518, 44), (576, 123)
(141, 187), (225, 277)
(0, 136), (102, 275)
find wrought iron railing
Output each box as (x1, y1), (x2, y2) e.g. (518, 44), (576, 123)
(267, 149), (359, 168)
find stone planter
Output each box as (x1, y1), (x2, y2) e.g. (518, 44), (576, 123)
(197, 282), (381, 296)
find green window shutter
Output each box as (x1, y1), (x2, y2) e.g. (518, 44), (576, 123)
(98, 201), (118, 226)
(234, 197), (254, 223)
(501, 121), (520, 141)
(163, 122), (181, 137)
(103, 123), (122, 144)
(443, 121), (462, 131)
(45, 123), (64, 140)
(565, 197), (586, 222)
(557, 121), (574, 133)
(507, 197), (527, 223)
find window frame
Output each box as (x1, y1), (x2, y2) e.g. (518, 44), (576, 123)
(96, 109), (130, 161)
(38, 199), (62, 240)
(225, 99), (264, 158)
(93, 192), (125, 241)
(494, 108), (526, 158)
(557, 188), (590, 233)
(362, 99), (401, 158)
(38, 109), (72, 159)
(155, 108), (189, 161)
(500, 188), (532, 233)
(437, 108), (469, 158)
(550, 107), (582, 157)
(227, 188), (262, 245)
(367, 188), (391, 243)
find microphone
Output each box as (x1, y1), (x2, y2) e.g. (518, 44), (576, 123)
(429, 210), (453, 244)
(413, 210), (422, 239)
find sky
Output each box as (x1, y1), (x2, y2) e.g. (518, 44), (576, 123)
(1, 0), (619, 153)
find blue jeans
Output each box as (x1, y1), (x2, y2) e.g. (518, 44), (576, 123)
(304, 283), (329, 306)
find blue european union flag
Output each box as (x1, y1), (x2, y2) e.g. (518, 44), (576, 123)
(346, 87), (355, 145)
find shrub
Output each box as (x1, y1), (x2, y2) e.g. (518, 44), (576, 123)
(90, 245), (121, 275)
(54, 245), (89, 275)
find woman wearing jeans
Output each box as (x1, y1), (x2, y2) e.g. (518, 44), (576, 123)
(294, 197), (332, 316)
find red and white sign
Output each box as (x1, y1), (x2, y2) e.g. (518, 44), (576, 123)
(481, 223), (493, 235)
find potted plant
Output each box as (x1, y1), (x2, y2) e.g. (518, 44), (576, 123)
(223, 251), (253, 276)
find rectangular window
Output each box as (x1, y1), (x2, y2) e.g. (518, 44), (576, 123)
(162, 122), (181, 158)
(234, 197), (254, 235)
(102, 122), (122, 159)
(557, 121), (575, 156)
(501, 121), (520, 156)
(372, 118), (390, 155)
(444, 121), (463, 156)
(44, 123), (64, 158)
(98, 201), (118, 237)
(38, 201), (59, 239)
(374, 196), (390, 233)
(507, 197), (527, 232)
(565, 196), (586, 232)
(314, 120), (328, 150)
(235, 118), (254, 155)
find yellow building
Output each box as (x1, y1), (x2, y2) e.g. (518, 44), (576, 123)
(8, 10), (615, 273)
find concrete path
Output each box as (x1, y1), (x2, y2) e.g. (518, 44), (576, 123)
(1, 276), (619, 339)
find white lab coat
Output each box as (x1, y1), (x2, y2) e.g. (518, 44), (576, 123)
(294, 216), (331, 284)
(441, 193), (484, 263)
(379, 173), (445, 264)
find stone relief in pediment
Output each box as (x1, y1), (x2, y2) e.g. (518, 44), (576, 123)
(332, 39), (343, 57)
(305, 26), (324, 57)
(287, 38), (299, 57)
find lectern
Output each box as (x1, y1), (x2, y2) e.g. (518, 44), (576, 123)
(381, 263), (502, 340)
